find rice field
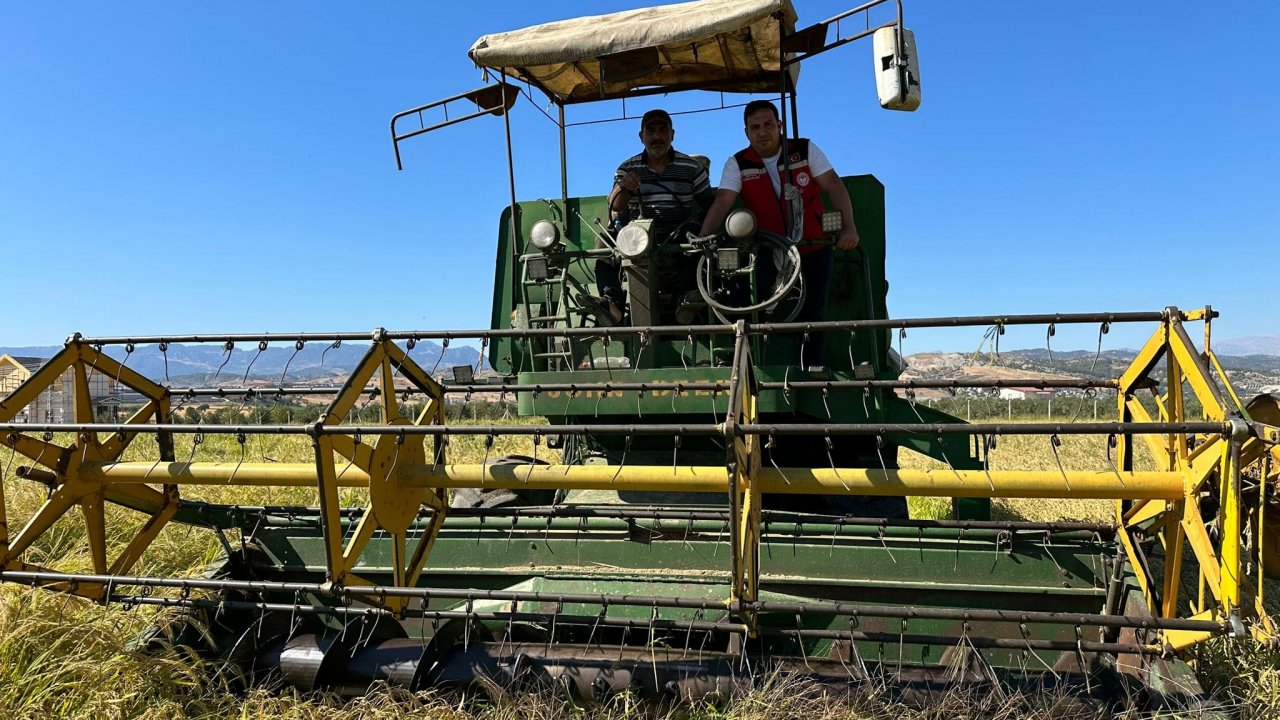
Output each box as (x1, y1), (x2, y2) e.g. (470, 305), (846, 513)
(1, 418), (1277, 719)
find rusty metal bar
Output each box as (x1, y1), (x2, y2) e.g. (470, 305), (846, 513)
(72, 309), (1213, 347)
(758, 378), (1119, 390)
(0, 569), (1221, 634)
(761, 627), (1163, 655)
(747, 310), (1214, 334)
(157, 377), (1117, 399)
(174, 501), (1117, 534)
(0, 420), (1229, 438)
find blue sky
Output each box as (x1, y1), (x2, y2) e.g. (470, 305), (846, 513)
(1, 1), (1276, 354)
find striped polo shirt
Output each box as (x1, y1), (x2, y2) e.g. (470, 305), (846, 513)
(613, 149), (712, 229)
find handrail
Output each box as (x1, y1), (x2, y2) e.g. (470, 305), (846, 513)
(390, 82), (518, 169)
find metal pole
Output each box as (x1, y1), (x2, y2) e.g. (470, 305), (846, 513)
(89, 462), (1189, 500)
(502, 68), (522, 315)
(558, 103), (568, 207)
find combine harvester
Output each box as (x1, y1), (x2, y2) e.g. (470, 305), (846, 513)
(2, 0), (1277, 712)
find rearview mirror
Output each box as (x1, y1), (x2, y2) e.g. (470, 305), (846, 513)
(874, 27), (921, 111)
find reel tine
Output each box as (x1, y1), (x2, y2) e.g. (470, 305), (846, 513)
(430, 338), (447, 376)
(1049, 433), (1071, 491)
(1106, 433), (1127, 487)
(601, 331), (614, 380)
(184, 431), (205, 468)
(527, 432), (540, 483)
(982, 435), (996, 492)
(499, 600), (516, 659)
(1075, 626), (1092, 695)
(419, 598), (428, 646)
(1020, 622), (1061, 680)
(897, 617), (907, 678)
(337, 431), (361, 483)
(633, 331), (650, 373)
(795, 613), (814, 673)
(878, 524), (897, 564)
(825, 434), (849, 491)
(228, 433), (247, 485)
(113, 342), (134, 390)
(992, 529), (1012, 571)
(320, 339), (341, 369)
(1089, 321), (1110, 374)
(849, 617), (869, 679)
(463, 598), (473, 651)
(610, 434), (632, 483)
(386, 430), (405, 486)
(586, 600), (607, 653)
(766, 431), (790, 485)
(873, 434), (891, 489)
(906, 390), (968, 487)
(1, 441), (16, 485)
(1042, 530), (1067, 576)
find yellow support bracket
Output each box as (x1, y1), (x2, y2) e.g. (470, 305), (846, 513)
(3, 433), (67, 472)
(1163, 609), (1221, 652)
(726, 327), (761, 630)
(1166, 320), (1228, 422)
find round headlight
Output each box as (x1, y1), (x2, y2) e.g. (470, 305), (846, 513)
(724, 209), (757, 240)
(615, 223), (651, 258)
(529, 220), (560, 250)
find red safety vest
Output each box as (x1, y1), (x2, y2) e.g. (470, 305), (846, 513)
(734, 138), (826, 254)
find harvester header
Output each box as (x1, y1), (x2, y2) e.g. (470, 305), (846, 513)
(2, 0), (1277, 713)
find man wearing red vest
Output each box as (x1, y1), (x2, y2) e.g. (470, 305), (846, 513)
(699, 100), (859, 369)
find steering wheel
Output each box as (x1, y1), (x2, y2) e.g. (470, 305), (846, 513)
(694, 230), (805, 322)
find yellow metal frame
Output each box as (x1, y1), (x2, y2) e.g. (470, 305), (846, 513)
(1111, 311), (1277, 641)
(2, 312), (1277, 646)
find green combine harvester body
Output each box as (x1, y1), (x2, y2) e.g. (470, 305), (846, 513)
(489, 176), (981, 515)
(1, 1), (1276, 714)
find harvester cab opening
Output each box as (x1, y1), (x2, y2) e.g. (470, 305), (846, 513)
(2, 0), (1278, 714)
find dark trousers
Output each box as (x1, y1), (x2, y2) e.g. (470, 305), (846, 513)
(758, 246), (834, 368)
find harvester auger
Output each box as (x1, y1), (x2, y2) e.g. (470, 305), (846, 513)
(3, 0), (1278, 713)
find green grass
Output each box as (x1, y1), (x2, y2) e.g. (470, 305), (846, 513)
(0, 419), (1276, 719)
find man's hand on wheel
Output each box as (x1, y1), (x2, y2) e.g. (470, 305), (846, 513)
(836, 225), (860, 251)
(617, 172), (642, 192)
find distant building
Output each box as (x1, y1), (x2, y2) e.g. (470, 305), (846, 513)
(997, 387), (1057, 401)
(0, 354), (118, 423)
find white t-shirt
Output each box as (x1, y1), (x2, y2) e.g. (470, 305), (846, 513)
(717, 141), (834, 195)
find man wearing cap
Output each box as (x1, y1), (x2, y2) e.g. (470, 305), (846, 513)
(698, 100), (859, 368)
(595, 109), (714, 324)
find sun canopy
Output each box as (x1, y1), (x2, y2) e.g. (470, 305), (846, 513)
(467, 0), (798, 104)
